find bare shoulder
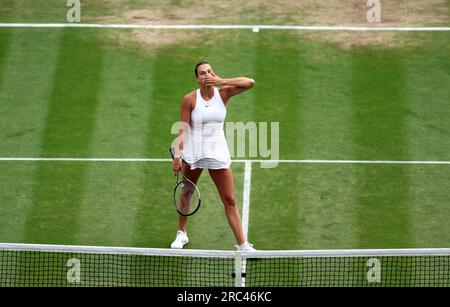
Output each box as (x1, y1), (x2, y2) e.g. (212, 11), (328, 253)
(183, 90), (196, 103)
(181, 90), (196, 110)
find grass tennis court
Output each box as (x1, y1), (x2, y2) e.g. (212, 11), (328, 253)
(0, 0), (449, 276)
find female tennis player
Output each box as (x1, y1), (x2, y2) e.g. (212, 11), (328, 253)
(171, 61), (256, 252)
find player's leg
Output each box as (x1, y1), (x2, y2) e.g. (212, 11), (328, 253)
(209, 168), (256, 251)
(208, 168), (246, 245)
(178, 163), (203, 231)
(171, 163), (203, 249)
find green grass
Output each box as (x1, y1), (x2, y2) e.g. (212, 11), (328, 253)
(0, 27), (449, 250)
(0, 2), (449, 286)
(0, 6), (449, 288)
(250, 164), (450, 250)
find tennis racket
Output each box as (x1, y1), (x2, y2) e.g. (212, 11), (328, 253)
(169, 147), (201, 216)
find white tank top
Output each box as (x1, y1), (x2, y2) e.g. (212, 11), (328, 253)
(183, 87), (231, 166)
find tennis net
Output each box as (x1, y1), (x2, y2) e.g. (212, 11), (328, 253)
(0, 243), (449, 287)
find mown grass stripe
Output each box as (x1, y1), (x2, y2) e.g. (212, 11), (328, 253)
(0, 29), (11, 93)
(351, 50), (412, 250)
(24, 28), (104, 243)
(74, 46), (155, 246)
(296, 41), (358, 248)
(0, 28), (63, 243)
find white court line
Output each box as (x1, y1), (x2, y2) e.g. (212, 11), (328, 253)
(240, 161), (252, 288)
(0, 23), (449, 31)
(242, 159), (450, 165)
(242, 161), (252, 238)
(0, 157), (170, 162)
(0, 157), (449, 164)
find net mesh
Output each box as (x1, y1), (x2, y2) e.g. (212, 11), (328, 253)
(1, 244), (449, 287)
(0, 250), (234, 287)
(244, 256), (450, 287)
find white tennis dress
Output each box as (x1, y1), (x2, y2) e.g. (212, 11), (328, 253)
(183, 87), (231, 169)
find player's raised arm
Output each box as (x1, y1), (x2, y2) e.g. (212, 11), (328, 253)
(204, 72), (255, 104)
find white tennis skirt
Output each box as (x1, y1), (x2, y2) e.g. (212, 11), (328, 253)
(187, 157), (231, 170)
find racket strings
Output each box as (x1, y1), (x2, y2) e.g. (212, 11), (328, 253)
(174, 172), (200, 216)
(180, 182), (194, 211)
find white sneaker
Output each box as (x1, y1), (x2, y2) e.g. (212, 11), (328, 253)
(170, 230), (189, 249)
(236, 241), (256, 252)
